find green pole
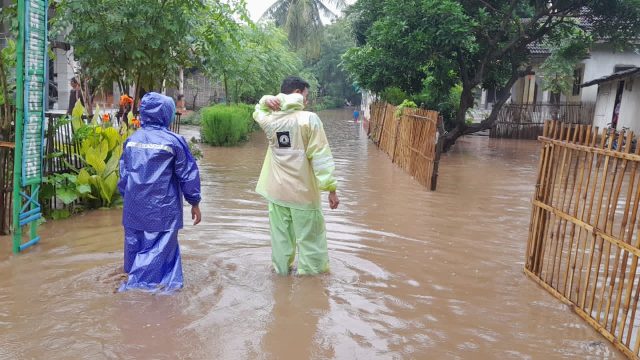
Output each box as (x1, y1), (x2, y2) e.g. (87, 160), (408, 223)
(12, 0), (25, 253)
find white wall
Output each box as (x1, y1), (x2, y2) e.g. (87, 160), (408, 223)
(618, 78), (640, 133)
(52, 48), (78, 112)
(592, 82), (616, 129)
(581, 44), (640, 103)
(591, 76), (640, 134)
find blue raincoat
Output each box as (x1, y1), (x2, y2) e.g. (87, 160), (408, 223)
(117, 92), (201, 292)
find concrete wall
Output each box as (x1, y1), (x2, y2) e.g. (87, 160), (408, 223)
(183, 72), (224, 110)
(51, 48), (77, 111)
(592, 75), (640, 134)
(618, 78), (640, 133)
(581, 44), (640, 103)
(479, 44), (640, 108)
(592, 82), (616, 129)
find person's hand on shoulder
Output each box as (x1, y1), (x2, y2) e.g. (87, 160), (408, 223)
(266, 96), (281, 111)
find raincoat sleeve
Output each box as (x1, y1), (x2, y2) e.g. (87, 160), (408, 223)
(173, 136), (201, 206)
(253, 94), (288, 128)
(305, 113), (337, 192)
(117, 139), (129, 196)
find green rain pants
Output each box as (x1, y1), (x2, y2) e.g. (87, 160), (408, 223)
(268, 202), (329, 275)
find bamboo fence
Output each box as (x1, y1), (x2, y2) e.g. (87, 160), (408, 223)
(368, 102), (439, 190)
(526, 120), (640, 359)
(491, 103), (595, 139)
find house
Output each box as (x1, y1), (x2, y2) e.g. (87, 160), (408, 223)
(478, 43), (640, 109)
(581, 67), (640, 133)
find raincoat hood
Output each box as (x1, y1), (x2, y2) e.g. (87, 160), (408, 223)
(139, 92), (176, 127)
(277, 93), (304, 111)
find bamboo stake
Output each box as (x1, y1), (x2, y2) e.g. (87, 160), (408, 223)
(536, 121), (560, 274)
(581, 127), (610, 310)
(596, 130), (629, 323)
(529, 121), (552, 271)
(545, 123), (571, 283)
(527, 121), (550, 268)
(620, 170), (640, 345)
(555, 124), (582, 289)
(549, 124), (577, 287)
(573, 127), (599, 303)
(587, 128), (617, 314)
(606, 131), (639, 335)
(562, 125), (588, 296)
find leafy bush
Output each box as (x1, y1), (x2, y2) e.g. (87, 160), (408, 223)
(42, 102), (135, 217)
(181, 111), (201, 125)
(381, 87), (409, 106)
(200, 104), (255, 146)
(395, 99), (418, 117)
(312, 96), (344, 111)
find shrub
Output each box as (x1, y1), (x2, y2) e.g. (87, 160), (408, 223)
(381, 87), (409, 106)
(181, 111), (201, 125)
(200, 104), (255, 146)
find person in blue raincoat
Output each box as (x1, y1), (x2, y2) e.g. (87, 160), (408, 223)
(117, 92), (202, 292)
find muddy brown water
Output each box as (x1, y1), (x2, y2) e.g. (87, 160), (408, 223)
(0, 109), (623, 359)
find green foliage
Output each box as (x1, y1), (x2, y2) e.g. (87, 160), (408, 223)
(312, 96), (344, 111)
(261, 0), (347, 59)
(540, 26), (592, 95)
(307, 19), (360, 105)
(200, 104), (255, 146)
(394, 99), (417, 117)
(181, 112), (201, 126)
(200, 24), (303, 104)
(344, 0), (640, 137)
(72, 124), (131, 208)
(0, 39), (16, 107)
(381, 87), (409, 106)
(44, 102), (133, 211)
(54, 0), (247, 94)
(188, 138), (203, 161)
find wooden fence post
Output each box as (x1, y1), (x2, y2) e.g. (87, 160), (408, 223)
(377, 103), (388, 145)
(391, 108), (402, 163)
(430, 115), (444, 191)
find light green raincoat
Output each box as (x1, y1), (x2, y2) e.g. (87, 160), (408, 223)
(254, 93), (337, 274)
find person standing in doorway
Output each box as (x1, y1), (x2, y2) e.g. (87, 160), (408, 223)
(253, 76), (340, 275)
(66, 77), (84, 115)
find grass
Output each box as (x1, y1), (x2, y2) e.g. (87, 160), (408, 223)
(200, 104), (255, 146)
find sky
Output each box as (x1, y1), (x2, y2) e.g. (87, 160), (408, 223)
(244, 0), (354, 22)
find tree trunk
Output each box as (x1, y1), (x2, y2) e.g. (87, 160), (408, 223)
(178, 68), (185, 111)
(133, 71), (142, 113)
(223, 73), (230, 106)
(440, 83), (476, 152)
(81, 76), (93, 115)
(441, 72), (521, 152)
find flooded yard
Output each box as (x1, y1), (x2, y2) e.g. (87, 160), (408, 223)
(0, 109), (622, 359)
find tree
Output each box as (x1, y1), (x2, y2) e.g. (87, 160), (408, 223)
(343, 0), (640, 151)
(54, 0), (245, 108)
(0, 0), (17, 136)
(260, 0), (346, 59)
(200, 24), (303, 104)
(309, 18), (360, 106)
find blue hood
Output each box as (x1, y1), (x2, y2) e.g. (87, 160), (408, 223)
(139, 92), (176, 127)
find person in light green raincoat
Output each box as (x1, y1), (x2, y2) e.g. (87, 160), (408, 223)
(254, 76), (340, 275)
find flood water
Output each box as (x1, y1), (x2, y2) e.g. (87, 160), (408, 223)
(0, 109), (623, 359)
